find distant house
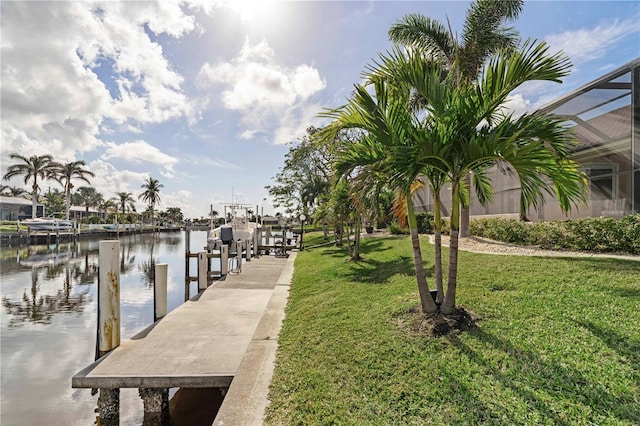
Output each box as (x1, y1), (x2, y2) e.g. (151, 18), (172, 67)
(0, 196), (45, 220)
(69, 205), (102, 220)
(414, 57), (640, 220)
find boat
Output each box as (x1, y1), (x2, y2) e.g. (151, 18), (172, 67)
(207, 203), (257, 251)
(21, 218), (73, 231)
(21, 218), (73, 232)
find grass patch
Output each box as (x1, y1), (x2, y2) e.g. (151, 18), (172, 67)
(266, 233), (640, 425)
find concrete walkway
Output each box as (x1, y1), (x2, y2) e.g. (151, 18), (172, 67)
(72, 252), (296, 424)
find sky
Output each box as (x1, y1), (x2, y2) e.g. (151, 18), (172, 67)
(1, 0), (639, 219)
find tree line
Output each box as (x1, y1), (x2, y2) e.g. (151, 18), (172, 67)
(1, 153), (182, 223)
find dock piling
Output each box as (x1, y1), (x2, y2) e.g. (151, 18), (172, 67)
(139, 388), (169, 426)
(221, 245), (229, 276)
(98, 240), (121, 356)
(97, 388), (120, 426)
(97, 240), (121, 425)
(154, 263), (168, 321)
(198, 251), (208, 290)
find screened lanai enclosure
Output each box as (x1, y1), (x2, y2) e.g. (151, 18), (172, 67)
(414, 57), (640, 220)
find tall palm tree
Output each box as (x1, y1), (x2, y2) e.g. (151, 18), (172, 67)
(2, 154), (57, 218)
(139, 177), (163, 224)
(389, 0), (524, 236)
(73, 186), (103, 220)
(116, 192), (136, 215)
(374, 41), (587, 314)
(52, 161), (95, 220)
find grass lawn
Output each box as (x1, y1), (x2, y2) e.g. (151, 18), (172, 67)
(266, 233), (640, 425)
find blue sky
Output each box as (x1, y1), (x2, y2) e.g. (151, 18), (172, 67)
(2, 0), (639, 219)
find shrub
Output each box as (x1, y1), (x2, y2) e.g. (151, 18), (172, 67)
(415, 212), (435, 234)
(87, 216), (102, 224)
(389, 221), (409, 235)
(469, 214), (640, 254)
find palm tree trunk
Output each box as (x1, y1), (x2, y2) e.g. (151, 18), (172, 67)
(434, 191), (444, 304)
(352, 215), (361, 260)
(31, 183), (38, 218)
(460, 173), (471, 237)
(65, 188), (71, 220)
(442, 182), (460, 315)
(407, 196), (437, 313)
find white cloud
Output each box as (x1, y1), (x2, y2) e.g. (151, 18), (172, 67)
(184, 156), (243, 170)
(195, 37), (326, 143)
(504, 93), (531, 118)
(273, 103), (324, 145)
(0, 1), (196, 168)
(102, 140), (178, 176)
(85, 159), (149, 206)
(292, 65), (327, 99)
(545, 17), (640, 64)
(161, 189), (193, 211)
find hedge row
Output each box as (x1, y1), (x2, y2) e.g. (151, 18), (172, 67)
(469, 215), (640, 254)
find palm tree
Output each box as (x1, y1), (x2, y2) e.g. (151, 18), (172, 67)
(2, 154), (57, 218)
(52, 161), (95, 220)
(166, 207), (184, 223)
(374, 41), (587, 314)
(73, 187), (103, 220)
(99, 198), (117, 219)
(389, 0), (524, 236)
(116, 192), (136, 215)
(321, 77), (439, 313)
(42, 189), (66, 217)
(1, 186), (28, 197)
(139, 177), (163, 224)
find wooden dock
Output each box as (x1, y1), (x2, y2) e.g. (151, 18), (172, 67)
(72, 252), (295, 425)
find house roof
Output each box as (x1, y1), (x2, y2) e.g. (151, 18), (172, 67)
(0, 195), (43, 206)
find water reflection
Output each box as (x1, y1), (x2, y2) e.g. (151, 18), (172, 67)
(2, 265), (90, 328)
(0, 231), (205, 425)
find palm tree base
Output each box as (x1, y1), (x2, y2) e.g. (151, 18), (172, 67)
(397, 305), (478, 337)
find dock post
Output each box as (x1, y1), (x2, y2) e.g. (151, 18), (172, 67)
(245, 238), (252, 261)
(184, 229), (190, 301)
(98, 240), (121, 425)
(221, 245), (229, 276)
(98, 240), (120, 357)
(154, 263), (168, 321)
(198, 251), (208, 290)
(139, 388), (169, 426)
(97, 388), (120, 426)
(254, 228), (260, 257)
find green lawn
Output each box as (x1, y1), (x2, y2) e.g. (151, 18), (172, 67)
(266, 233), (640, 425)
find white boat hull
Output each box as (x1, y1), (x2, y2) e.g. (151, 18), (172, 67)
(22, 218), (73, 231)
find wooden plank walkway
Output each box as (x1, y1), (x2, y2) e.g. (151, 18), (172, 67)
(72, 254), (293, 390)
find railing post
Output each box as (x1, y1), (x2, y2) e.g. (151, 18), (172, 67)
(245, 238), (251, 261)
(154, 263), (168, 321)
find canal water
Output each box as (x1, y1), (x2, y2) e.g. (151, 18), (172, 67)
(1, 231), (208, 425)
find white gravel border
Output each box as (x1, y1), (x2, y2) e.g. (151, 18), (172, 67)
(427, 234), (640, 261)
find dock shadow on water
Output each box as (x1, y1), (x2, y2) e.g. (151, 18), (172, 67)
(0, 231), (206, 425)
